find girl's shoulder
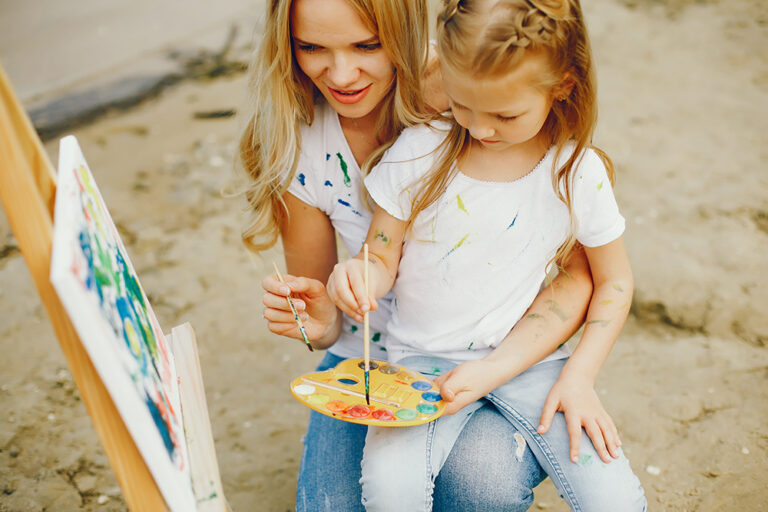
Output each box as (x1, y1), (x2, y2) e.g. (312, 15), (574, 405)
(386, 117), (453, 161)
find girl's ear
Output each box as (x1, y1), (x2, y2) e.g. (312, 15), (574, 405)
(553, 71), (576, 100)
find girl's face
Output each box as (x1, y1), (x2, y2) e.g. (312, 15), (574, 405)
(291, 0), (395, 122)
(442, 53), (557, 152)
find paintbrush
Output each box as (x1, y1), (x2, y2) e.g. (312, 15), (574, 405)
(363, 244), (370, 405)
(272, 262), (313, 352)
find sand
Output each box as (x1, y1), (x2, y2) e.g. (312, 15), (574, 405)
(1, 0), (766, 510)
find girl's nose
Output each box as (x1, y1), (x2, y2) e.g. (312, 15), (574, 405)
(327, 53), (360, 88)
(468, 118), (494, 140)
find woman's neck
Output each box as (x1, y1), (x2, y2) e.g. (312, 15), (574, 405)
(338, 106), (382, 168)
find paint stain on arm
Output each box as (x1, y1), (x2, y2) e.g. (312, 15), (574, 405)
(374, 231), (391, 248)
(586, 319), (612, 327)
(336, 152), (351, 187)
(545, 300), (569, 322)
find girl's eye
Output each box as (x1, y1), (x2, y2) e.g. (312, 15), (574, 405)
(297, 44), (321, 53)
(497, 115), (518, 122)
(357, 42), (381, 51)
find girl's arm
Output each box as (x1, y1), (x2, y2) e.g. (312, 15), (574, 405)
(262, 192), (342, 349)
(434, 247), (593, 410)
(537, 237), (633, 460)
(326, 205), (407, 322)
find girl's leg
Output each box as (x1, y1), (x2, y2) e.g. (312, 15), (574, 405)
(360, 401), (484, 512)
(487, 359), (647, 512)
(296, 352), (367, 512)
(434, 401), (546, 512)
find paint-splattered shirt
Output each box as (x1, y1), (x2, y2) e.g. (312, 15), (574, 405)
(365, 121), (625, 363)
(287, 101), (392, 360)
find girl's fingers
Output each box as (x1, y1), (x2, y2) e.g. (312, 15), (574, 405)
(537, 395), (559, 435)
(346, 268), (370, 313)
(565, 413), (582, 463)
(584, 419), (611, 463)
(599, 416), (621, 459)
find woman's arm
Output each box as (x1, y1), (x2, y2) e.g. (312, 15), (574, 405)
(262, 192), (342, 349)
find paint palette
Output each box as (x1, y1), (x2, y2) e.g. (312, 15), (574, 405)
(290, 358), (446, 427)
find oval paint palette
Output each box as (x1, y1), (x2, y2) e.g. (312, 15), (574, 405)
(290, 358), (446, 427)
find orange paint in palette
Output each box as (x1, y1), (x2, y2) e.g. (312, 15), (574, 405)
(290, 358), (446, 427)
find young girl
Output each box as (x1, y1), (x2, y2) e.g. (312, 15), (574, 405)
(240, 0), (609, 509)
(327, 0), (647, 510)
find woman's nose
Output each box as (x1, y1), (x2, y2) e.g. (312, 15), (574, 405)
(327, 52), (360, 88)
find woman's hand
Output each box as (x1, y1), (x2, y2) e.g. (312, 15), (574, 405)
(262, 273), (339, 345)
(326, 258), (379, 323)
(537, 372), (621, 464)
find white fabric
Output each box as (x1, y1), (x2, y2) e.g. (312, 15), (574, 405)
(365, 121), (625, 364)
(287, 101), (391, 360)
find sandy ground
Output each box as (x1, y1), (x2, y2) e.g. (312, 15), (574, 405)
(1, 0), (767, 510)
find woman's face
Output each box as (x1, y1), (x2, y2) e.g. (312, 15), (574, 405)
(290, 0), (395, 122)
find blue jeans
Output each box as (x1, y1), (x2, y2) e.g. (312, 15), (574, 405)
(296, 351), (545, 511)
(360, 357), (647, 512)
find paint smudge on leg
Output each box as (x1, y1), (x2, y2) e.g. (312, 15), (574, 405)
(456, 194), (469, 215)
(336, 152), (351, 187)
(514, 433), (526, 462)
(579, 454), (593, 466)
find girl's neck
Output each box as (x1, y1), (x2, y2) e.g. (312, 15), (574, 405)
(459, 132), (550, 183)
(338, 105), (382, 168)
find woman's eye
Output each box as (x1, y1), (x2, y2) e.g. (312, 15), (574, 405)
(297, 44), (321, 53)
(357, 43), (381, 51)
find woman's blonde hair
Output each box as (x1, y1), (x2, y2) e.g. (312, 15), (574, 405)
(238, 0), (430, 253)
(412, 0), (613, 270)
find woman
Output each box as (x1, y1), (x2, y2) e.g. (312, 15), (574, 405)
(239, 0), (596, 509)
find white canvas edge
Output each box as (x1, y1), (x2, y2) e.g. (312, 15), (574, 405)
(50, 135), (196, 511)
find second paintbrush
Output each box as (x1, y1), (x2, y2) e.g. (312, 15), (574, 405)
(271, 262), (314, 352)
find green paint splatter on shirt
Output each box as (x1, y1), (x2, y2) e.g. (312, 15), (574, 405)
(372, 332), (381, 342)
(336, 152), (351, 187)
(457, 194), (469, 215)
(350, 325), (358, 333)
(467, 341), (474, 350)
(597, 181), (604, 191)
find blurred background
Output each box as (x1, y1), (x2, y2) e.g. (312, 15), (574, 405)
(1, 0), (766, 510)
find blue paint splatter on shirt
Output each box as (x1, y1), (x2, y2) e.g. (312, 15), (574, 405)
(324, 180), (333, 187)
(507, 212), (519, 230)
(326, 153), (331, 161)
(297, 173), (306, 186)
(337, 198), (363, 216)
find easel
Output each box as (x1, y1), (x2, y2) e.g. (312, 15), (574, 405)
(0, 64), (228, 511)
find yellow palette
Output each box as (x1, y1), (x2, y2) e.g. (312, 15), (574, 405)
(290, 358), (446, 427)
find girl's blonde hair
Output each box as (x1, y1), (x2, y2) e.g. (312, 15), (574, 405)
(239, 0), (430, 253)
(412, 0), (613, 269)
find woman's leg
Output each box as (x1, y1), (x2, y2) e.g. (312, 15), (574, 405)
(296, 352), (367, 512)
(434, 401), (546, 512)
(487, 359), (647, 512)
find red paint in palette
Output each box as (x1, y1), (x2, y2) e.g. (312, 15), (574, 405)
(371, 409), (395, 421)
(347, 405), (372, 418)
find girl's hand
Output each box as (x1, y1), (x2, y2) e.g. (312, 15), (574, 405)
(262, 273), (338, 342)
(433, 360), (500, 415)
(326, 259), (379, 322)
(537, 373), (621, 464)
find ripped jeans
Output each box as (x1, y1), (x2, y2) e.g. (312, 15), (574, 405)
(296, 351), (546, 512)
(360, 357), (647, 512)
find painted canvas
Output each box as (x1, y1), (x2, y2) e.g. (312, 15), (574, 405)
(50, 136), (195, 510)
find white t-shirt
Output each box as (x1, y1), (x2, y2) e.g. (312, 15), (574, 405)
(287, 101), (391, 360)
(365, 121), (625, 364)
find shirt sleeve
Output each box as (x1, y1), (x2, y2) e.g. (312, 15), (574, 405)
(365, 124), (447, 221)
(571, 149), (626, 247)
